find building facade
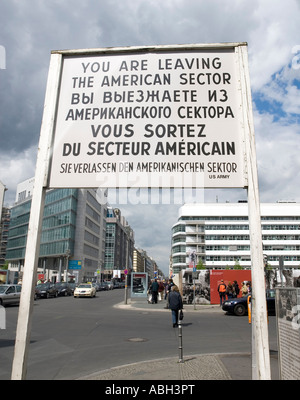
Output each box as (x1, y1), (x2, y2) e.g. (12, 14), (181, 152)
(0, 206), (10, 268)
(133, 248), (158, 279)
(6, 178), (107, 283)
(104, 207), (134, 280)
(171, 202), (300, 273)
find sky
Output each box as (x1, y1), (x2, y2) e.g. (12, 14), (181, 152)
(1, 0), (300, 275)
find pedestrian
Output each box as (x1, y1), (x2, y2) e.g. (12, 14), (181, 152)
(164, 280), (169, 300)
(164, 279), (174, 309)
(233, 280), (240, 298)
(241, 281), (248, 297)
(168, 285), (183, 327)
(150, 278), (159, 304)
(226, 281), (234, 299)
(217, 279), (227, 306)
(246, 282), (252, 294)
(158, 279), (164, 301)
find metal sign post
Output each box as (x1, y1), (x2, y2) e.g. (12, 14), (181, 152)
(238, 45), (271, 380)
(11, 54), (62, 380)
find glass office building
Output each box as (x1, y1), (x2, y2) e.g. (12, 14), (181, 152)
(6, 179), (107, 283)
(104, 207), (134, 280)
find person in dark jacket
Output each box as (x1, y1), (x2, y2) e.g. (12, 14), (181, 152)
(150, 278), (159, 304)
(168, 285), (183, 327)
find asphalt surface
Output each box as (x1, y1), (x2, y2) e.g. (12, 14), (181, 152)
(79, 299), (280, 381)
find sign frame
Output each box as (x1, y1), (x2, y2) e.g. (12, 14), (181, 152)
(11, 43), (270, 380)
(47, 43), (248, 190)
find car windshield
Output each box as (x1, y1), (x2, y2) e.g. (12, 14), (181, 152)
(0, 285), (9, 294)
(78, 284), (91, 288)
(36, 283), (48, 289)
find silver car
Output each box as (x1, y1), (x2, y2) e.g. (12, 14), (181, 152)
(0, 285), (22, 306)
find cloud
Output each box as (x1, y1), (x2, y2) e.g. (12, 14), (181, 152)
(1, 146), (37, 206)
(255, 110), (300, 202)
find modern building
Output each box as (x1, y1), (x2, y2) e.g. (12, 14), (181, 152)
(6, 178), (107, 283)
(171, 202), (300, 274)
(0, 180), (8, 267)
(104, 207), (134, 280)
(133, 247), (158, 279)
(0, 206), (10, 268)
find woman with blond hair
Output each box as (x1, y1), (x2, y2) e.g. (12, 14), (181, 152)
(168, 285), (183, 327)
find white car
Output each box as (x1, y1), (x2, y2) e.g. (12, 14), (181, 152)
(104, 281), (114, 290)
(74, 283), (96, 298)
(0, 285), (22, 306)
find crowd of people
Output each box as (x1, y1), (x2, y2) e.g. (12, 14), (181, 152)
(148, 278), (174, 304)
(147, 277), (253, 325)
(217, 279), (252, 306)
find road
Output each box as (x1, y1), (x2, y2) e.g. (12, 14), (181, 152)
(0, 289), (278, 380)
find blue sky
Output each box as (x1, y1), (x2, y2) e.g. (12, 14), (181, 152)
(1, 0), (300, 273)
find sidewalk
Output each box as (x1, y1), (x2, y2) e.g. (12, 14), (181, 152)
(79, 299), (279, 380)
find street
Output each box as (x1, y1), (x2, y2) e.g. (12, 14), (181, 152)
(0, 289), (278, 380)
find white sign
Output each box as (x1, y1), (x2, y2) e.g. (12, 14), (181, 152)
(49, 45), (247, 189)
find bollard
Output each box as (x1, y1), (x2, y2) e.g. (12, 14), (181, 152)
(178, 318), (183, 363)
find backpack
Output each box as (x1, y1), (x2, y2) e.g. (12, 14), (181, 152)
(219, 283), (226, 293)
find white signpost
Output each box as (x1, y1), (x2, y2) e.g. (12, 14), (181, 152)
(11, 43), (270, 380)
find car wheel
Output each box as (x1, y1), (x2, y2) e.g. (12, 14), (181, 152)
(234, 303), (246, 316)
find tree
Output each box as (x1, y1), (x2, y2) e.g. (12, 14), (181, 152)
(1, 261), (8, 270)
(233, 260), (243, 270)
(196, 259), (205, 270)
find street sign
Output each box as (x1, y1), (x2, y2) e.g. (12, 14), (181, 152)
(68, 260), (82, 270)
(48, 44), (248, 190)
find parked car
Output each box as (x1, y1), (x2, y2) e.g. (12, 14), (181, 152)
(98, 282), (109, 291)
(222, 289), (276, 316)
(35, 282), (58, 299)
(113, 280), (125, 289)
(74, 283), (96, 298)
(68, 282), (76, 294)
(54, 282), (72, 296)
(103, 281), (114, 290)
(92, 283), (102, 292)
(0, 284), (22, 306)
